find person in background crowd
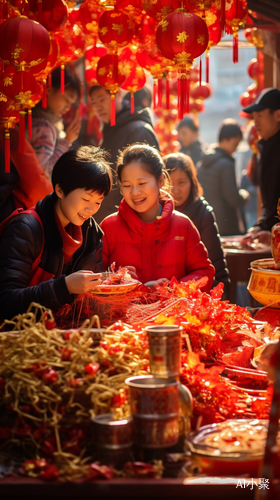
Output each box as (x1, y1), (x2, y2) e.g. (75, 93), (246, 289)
(0, 126), (53, 224)
(100, 144), (215, 293)
(242, 88), (280, 242)
(0, 146), (112, 320)
(89, 85), (159, 223)
(176, 116), (205, 166)
(164, 152), (230, 298)
(123, 85), (153, 110)
(197, 119), (250, 236)
(28, 66), (82, 179)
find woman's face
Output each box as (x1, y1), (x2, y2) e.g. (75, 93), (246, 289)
(47, 87), (78, 117)
(55, 186), (104, 227)
(120, 161), (164, 223)
(170, 168), (191, 207)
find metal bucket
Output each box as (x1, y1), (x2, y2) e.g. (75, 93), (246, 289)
(125, 375), (179, 448)
(145, 325), (182, 378)
(91, 414), (133, 468)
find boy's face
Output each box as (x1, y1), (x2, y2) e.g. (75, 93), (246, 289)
(90, 87), (112, 124)
(47, 87), (78, 117)
(178, 126), (197, 148)
(253, 108), (280, 140)
(55, 187), (104, 227)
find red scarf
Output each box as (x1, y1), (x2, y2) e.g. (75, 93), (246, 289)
(55, 213), (83, 264)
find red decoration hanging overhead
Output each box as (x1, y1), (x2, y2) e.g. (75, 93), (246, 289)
(77, 0), (103, 44)
(115, 0), (143, 19)
(28, 0), (68, 32)
(119, 47), (146, 113)
(225, 0), (248, 63)
(156, 9), (209, 119)
(96, 53), (126, 126)
(190, 81), (212, 100)
(98, 9), (134, 51)
(142, 0), (181, 19)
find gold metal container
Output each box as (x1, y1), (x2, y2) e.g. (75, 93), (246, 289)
(145, 325), (182, 378)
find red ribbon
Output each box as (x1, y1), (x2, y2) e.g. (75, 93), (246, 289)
(130, 92), (134, 114)
(110, 94), (116, 126)
(166, 75), (170, 110)
(61, 64), (65, 94)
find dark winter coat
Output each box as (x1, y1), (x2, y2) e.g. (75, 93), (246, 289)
(180, 140), (205, 166)
(0, 193), (104, 320)
(177, 196), (230, 295)
(255, 128), (280, 230)
(95, 102), (159, 223)
(197, 147), (249, 236)
(100, 195), (215, 293)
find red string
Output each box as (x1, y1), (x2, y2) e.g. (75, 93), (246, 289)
(233, 32), (239, 63)
(28, 109), (32, 139)
(186, 75), (190, 114)
(206, 50), (209, 83)
(158, 76), (162, 108)
(19, 111), (26, 154)
(110, 94), (116, 126)
(4, 130), (10, 174)
(130, 92), (134, 114)
(37, 0), (43, 24)
(166, 75), (170, 110)
(61, 65), (65, 94)
(199, 58), (202, 86)
(153, 78), (157, 110)
(177, 77), (183, 120)
(42, 79), (47, 108)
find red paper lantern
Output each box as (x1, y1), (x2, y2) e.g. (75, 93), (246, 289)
(96, 53), (126, 125)
(28, 0), (68, 32)
(116, 0), (143, 19)
(225, 0), (248, 63)
(0, 97), (20, 173)
(142, 0), (181, 19)
(0, 16), (50, 69)
(246, 82), (258, 100)
(86, 43), (107, 71)
(190, 99), (205, 113)
(77, 0), (103, 42)
(98, 9), (134, 51)
(120, 47), (146, 113)
(85, 65), (98, 87)
(247, 58), (259, 80)
(190, 81), (212, 100)
(55, 17), (85, 64)
(239, 91), (254, 108)
(156, 10), (209, 118)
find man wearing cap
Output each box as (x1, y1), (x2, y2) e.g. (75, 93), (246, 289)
(177, 116), (205, 166)
(242, 88), (280, 240)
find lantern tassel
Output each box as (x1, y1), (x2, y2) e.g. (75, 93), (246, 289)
(177, 77), (183, 121)
(28, 109), (32, 139)
(130, 92), (134, 114)
(153, 78), (157, 110)
(61, 64), (65, 94)
(110, 93), (116, 127)
(4, 130), (10, 174)
(220, 0), (226, 36)
(42, 79), (47, 109)
(199, 58), (202, 86)
(186, 74), (190, 114)
(48, 72), (52, 88)
(206, 49), (210, 83)
(158, 76), (163, 109)
(233, 31), (239, 64)
(166, 74), (170, 110)
(19, 111), (26, 154)
(37, 0), (43, 25)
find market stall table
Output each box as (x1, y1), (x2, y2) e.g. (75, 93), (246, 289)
(221, 237), (271, 306)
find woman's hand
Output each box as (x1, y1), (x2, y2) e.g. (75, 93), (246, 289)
(65, 108), (81, 144)
(65, 270), (102, 295)
(124, 266), (138, 280)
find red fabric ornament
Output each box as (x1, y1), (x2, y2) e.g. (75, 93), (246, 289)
(96, 54), (126, 126)
(115, 0), (143, 18)
(86, 43), (107, 71)
(156, 10), (209, 119)
(246, 82), (258, 100)
(225, 0), (248, 63)
(142, 0), (181, 19)
(239, 91), (254, 108)
(0, 16), (50, 70)
(30, 36), (59, 81)
(247, 58), (259, 80)
(190, 81), (212, 100)
(98, 9), (134, 51)
(190, 99), (205, 113)
(77, 1), (103, 42)
(119, 47), (146, 113)
(0, 96), (19, 173)
(28, 0), (68, 32)
(55, 15), (85, 66)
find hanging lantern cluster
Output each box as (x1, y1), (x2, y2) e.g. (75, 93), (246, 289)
(225, 0), (248, 63)
(239, 53), (264, 119)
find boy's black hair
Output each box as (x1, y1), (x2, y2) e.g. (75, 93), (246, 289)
(176, 116), (198, 133)
(89, 85), (110, 97)
(52, 146), (112, 197)
(123, 86), (152, 108)
(51, 66), (82, 101)
(218, 119), (243, 142)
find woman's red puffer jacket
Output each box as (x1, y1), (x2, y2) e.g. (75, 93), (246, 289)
(100, 195), (215, 293)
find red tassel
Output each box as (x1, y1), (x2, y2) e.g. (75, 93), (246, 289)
(199, 58), (202, 86)
(37, 0), (43, 24)
(166, 74), (170, 110)
(153, 78), (157, 109)
(182, 77), (186, 114)
(233, 32), (239, 63)
(48, 73), (52, 88)
(19, 111), (26, 154)
(4, 130), (10, 173)
(28, 109), (32, 139)
(206, 49), (210, 83)
(220, 0), (226, 36)
(158, 76), (162, 108)
(110, 94), (116, 126)
(130, 92), (134, 114)
(177, 77), (183, 120)
(42, 79), (47, 108)
(186, 74), (190, 114)
(61, 64), (65, 94)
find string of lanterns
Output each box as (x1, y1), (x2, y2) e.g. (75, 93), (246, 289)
(0, 0), (264, 172)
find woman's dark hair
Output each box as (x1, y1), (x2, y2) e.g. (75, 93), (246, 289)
(50, 66), (82, 101)
(52, 146), (112, 197)
(218, 119), (243, 142)
(116, 143), (171, 194)
(163, 152), (203, 203)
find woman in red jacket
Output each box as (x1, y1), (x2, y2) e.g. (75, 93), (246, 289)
(100, 144), (215, 293)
